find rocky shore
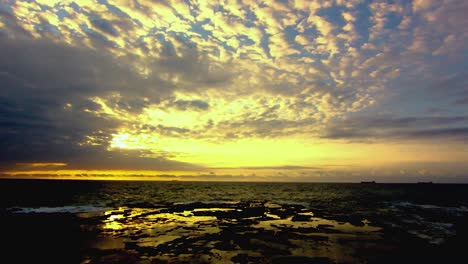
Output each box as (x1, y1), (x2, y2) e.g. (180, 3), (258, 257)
(3, 200), (467, 263)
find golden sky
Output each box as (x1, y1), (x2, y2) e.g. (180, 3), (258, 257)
(0, 0), (467, 182)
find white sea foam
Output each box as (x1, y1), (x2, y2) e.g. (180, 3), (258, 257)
(391, 201), (468, 213)
(389, 201), (464, 245)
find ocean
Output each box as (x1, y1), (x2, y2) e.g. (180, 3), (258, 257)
(1, 179), (467, 263)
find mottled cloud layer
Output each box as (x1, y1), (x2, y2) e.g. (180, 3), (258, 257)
(1, 0), (467, 181)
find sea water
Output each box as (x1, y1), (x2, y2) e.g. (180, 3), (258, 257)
(1, 179), (467, 263)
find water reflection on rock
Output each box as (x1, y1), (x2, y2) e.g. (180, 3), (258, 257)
(80, 202), (383, 263)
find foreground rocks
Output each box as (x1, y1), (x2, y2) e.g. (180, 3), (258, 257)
(3, 201), (467, 263)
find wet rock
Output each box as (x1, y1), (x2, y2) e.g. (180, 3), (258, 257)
(291, 214), (312, 222)
(231, 253), (248, 263)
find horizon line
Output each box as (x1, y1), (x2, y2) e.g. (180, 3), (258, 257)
(1, 177), (467, 184)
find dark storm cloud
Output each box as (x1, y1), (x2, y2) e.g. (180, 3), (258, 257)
(420, 69), (468, 107)
(82, 26), (118, 48)
(173, 99), (210, 111)
(64, 149), (203, 171)
(105, 96), (151, 114)
(0, 7), (237, 170)
(322, 115), (468, 141)
(406, 127), (468, 139)
(137, 124), (191, 137)
(216, 117), (317, 139)
(454, 96), (468, 105)
(90, 17), (120, 36)
(0, 35), (206, 171)
(0, 4), (32, 38)
(429, 71), (468, 96)
(151, 46), (235, 90)
(0, 37), (172, 100)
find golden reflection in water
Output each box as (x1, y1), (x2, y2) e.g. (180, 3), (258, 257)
(100, 207), (220, 232)
(103, 221), (123, 230)
(82, 205), (385, 263)
(103, 211), (125, 230)
(252, 214), (381, 233)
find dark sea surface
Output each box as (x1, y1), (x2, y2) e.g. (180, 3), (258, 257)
(1, 179), (468, 263)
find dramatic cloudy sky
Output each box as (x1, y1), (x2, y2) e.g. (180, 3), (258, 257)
(1, 0), (467, 182)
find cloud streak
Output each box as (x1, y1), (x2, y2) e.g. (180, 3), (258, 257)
(322, 115), (468, 141)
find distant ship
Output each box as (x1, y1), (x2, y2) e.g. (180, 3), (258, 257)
(417, 181), (433, 184)
(360, 181), (376, 184)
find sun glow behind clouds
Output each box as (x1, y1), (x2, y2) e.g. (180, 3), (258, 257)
(102, 91), (468, 169)
(101, 91), (330, 167)
(110, 135), (330, 167)
(108, 129), (465, 169)
(111, 133), (145, 150)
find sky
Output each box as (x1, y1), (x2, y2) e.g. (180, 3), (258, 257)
(0, 0), (467, 182)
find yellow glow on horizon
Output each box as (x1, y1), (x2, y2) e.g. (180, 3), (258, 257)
(0, 169), (203, 181)
(15, 162), (68, 167)
(108, 129), (464, 168)
(2, 169), (197, 176)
